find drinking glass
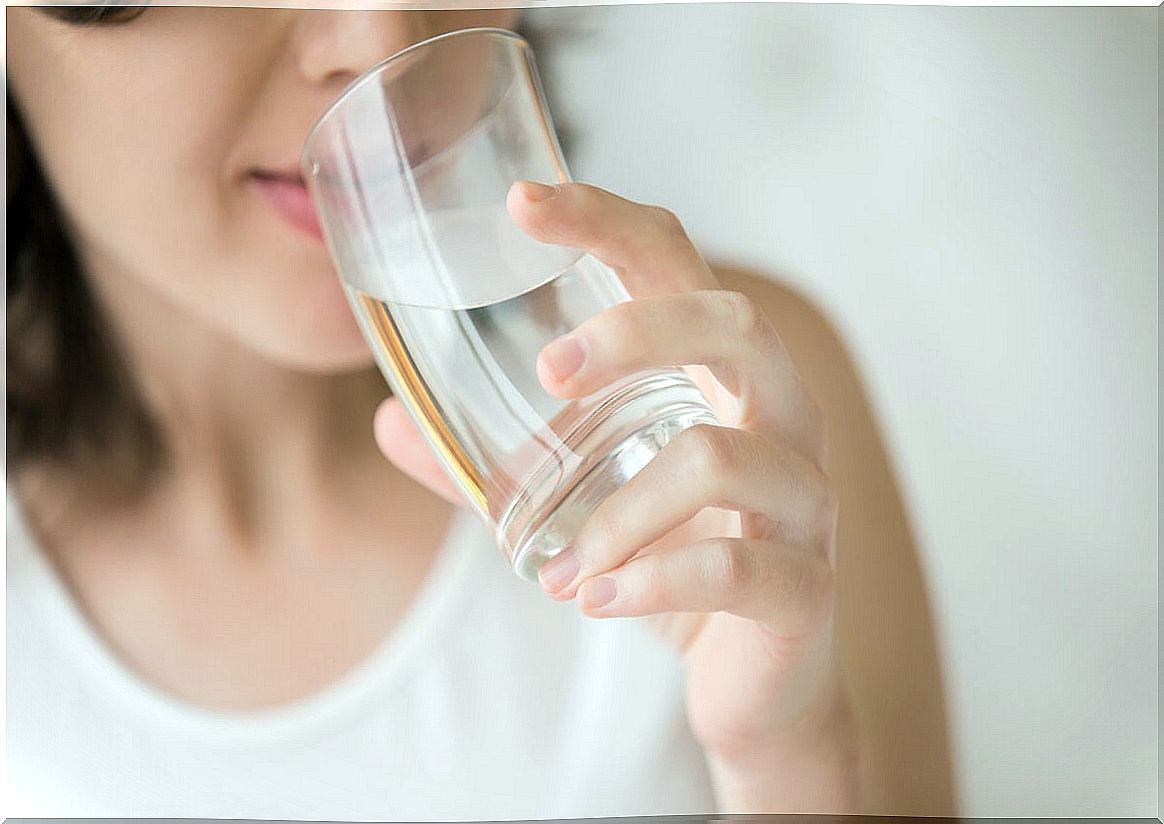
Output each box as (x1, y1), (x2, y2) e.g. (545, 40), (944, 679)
(301, 27), (719, 581)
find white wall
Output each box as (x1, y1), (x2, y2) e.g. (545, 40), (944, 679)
(526, 4), (1158, 816)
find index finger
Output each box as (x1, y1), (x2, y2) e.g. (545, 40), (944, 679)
(505, 180), (718, 298)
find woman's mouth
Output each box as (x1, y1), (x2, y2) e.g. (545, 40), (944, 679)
(248, 170), (324, 242)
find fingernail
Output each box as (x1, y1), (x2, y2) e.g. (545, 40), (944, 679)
(538, 545), (580, 593)
(541, 333), (587, 383)
(521, 180), (559, 202)
(580, 577), (617, 611)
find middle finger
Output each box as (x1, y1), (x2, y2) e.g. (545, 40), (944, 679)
(536, 288), (823, 466)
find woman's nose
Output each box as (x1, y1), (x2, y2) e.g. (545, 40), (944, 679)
(292, 10), (431, 90)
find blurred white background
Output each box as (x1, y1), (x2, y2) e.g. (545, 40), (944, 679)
(526, 4), (1157, 817)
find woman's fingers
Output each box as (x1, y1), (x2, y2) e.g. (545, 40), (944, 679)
(535, 289), (824, 468)
(574, 536), (834, 636)
(506, 180), (718, 298)
(538, 423), (837, 602)
(373, 397), (467, 507)
(507, 180), (826, 470)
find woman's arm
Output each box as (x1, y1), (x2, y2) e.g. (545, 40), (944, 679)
(374, 182), (957, 817)
(714, 264), (959, 817)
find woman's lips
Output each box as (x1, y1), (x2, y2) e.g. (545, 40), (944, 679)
(249, 172), (324, 242)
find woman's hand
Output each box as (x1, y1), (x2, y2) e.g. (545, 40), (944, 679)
(374, 180), (863, 813)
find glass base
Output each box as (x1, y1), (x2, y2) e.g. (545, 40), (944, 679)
(497, 371), (719, 583)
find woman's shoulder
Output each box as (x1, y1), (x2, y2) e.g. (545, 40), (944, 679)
(712, 264), (959, 813)
(711, 264), (854, 373)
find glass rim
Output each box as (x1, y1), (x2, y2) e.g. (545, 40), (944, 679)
(299, 26), (528, 178)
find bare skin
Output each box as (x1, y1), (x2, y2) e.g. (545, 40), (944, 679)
(12, 260), (956, 814)
(8, 6), (955, 816)
(7, 4), (509, 713)
(716, 266), (957, 817)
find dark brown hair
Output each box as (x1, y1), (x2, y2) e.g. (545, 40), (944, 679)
(6, 6), (572, 507)
(7, 4), (164, 507)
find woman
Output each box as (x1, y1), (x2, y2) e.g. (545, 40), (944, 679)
(6, 5), (956, 819)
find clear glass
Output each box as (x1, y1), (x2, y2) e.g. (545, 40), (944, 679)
(301, 28), (718, 581)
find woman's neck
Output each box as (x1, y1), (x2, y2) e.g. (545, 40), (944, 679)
(52, 242), (400, 554)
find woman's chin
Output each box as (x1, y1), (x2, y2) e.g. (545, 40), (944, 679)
(235, 313), (375, 375)
(217, 252), (377, 372)
(266, 336), (376, 375)
(283, 275), (375, 371)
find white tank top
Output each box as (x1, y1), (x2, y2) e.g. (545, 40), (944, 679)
(5, 486), (718, 818)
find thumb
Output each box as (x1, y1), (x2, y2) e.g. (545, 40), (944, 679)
(373, 396), (469, 508)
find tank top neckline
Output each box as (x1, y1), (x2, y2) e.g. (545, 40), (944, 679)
(5, 484), (488, 743)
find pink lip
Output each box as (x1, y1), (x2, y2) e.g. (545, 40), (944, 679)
(249, 173), (324, 242)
